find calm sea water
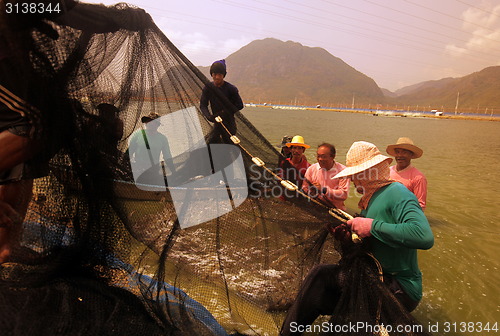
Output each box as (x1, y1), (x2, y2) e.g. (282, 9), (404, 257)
(242, 106), (500, 335)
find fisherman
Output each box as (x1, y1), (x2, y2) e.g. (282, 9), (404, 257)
(301, 143), (349, 211)
(279, 135), (293, 159)
(128, 112), (175, 184)
(200, 59), (244, 143)
(96, 103), (124, 145)
(277, 135), (292, 170)
(284, 135), (311, 189)
(0, 21), (53, 263)
(386, 137), (427, 210)
(280, 141), (434, 335)
(0, 79), (37, 263)
(0, 3), (230, 335)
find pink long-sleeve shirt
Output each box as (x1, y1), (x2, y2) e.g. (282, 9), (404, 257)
(303, 162), (350, 211)
(389, 165), (427, 210)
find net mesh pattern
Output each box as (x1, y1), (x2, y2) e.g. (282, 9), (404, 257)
(0, 1), (431, 335)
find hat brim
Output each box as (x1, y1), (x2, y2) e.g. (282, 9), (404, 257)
(286, 143), (310, 149)
(333, 155), (392, 179)
(141, 116), (161, 123)
(386, 144), (423, 158)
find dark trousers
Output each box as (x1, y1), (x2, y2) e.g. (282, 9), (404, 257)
(280, 264), (419, 336)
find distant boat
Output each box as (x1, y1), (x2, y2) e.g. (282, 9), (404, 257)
(431, 109), (444, 116)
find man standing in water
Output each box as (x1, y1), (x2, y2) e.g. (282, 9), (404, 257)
(277, 135), (292, 169)
(200, 59), (244, 142)
(279, 135), (292, 159)
(301, 143), (349, 211)
(284, 135), (311, 189)
(280, 141), (434, 335)
(386, 137), (427, 210)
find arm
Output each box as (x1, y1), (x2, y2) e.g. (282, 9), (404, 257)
(0, 130), (32, 174)
(160, 137), (176, 174)
(370, 197), (434, 250)
(0, 180), (33, 263)
(0, 196), (18, 263)
(323, 177), (349, 202)
(127, 131), (138, 161)
(412, 175), (427, 210)
(228, 85), (244, 111)
(0, 199), (19, 233)
(199, 86), (214, 122)
(301, 167), (312, 194)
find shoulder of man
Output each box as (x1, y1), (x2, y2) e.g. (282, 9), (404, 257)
(335, 161), (347, 170)
(401, 166), (427, 183)
(222, 81), (239, 91)
(412, 172), (427, 187)
(305, 162), (319, 173)
(201, 82), (215, 95)
(148, 130), (168, 141)
(410, 166), (426, 177)
(130, 128), (144, 140)
(384, 182), (420, 204)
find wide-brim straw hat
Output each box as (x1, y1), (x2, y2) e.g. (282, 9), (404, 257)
(334, 141), (393, 178)
(386, 137), (423, 158)
(286, 135), (310, 149)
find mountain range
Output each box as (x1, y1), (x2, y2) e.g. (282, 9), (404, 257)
(198, 38), (500, 113)
(390, 67), (500, 113)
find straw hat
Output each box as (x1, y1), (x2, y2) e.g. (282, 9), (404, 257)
(277, 135), (292, 148)
(333, 141), (392, 178)
(141, 112), (160, 123)
(286, 135), (310, 149)
(386, 137), (423, 159)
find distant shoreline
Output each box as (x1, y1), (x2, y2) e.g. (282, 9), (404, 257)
(322, 108), (500, 122)
(250, 104), (500, 122)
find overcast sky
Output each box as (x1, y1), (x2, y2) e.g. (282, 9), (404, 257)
(84, 0), (500, 91)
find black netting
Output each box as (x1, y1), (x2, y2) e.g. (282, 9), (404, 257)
(0, 1), (431, 335)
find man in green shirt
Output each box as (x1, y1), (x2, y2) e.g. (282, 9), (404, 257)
(128, 112), (175, 185)
(338, 141), (434, 306)
(280, 141), (434, 336)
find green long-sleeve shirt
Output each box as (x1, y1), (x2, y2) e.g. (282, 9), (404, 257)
(361, 182), (434, 301)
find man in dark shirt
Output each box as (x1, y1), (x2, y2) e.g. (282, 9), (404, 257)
(200, 59), (244, 142)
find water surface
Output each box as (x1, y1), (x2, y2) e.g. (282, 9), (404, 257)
(243, 107), (500, 335)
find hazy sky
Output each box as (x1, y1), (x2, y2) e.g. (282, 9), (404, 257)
(84, 0), (500, 91)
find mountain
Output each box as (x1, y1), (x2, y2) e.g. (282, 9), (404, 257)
(197, 38), (500, 113)
(391, 77), (456, 97)
(381, 88), (397, 98)
(199, 38), (384, 106)
(391, 66), (500, 111)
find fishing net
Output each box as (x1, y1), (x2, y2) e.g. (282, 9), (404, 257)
(0, 1), (431, 335)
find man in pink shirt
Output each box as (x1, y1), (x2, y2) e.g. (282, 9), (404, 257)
(386, 137), (427, 210)
(302, 143), (350, 211)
